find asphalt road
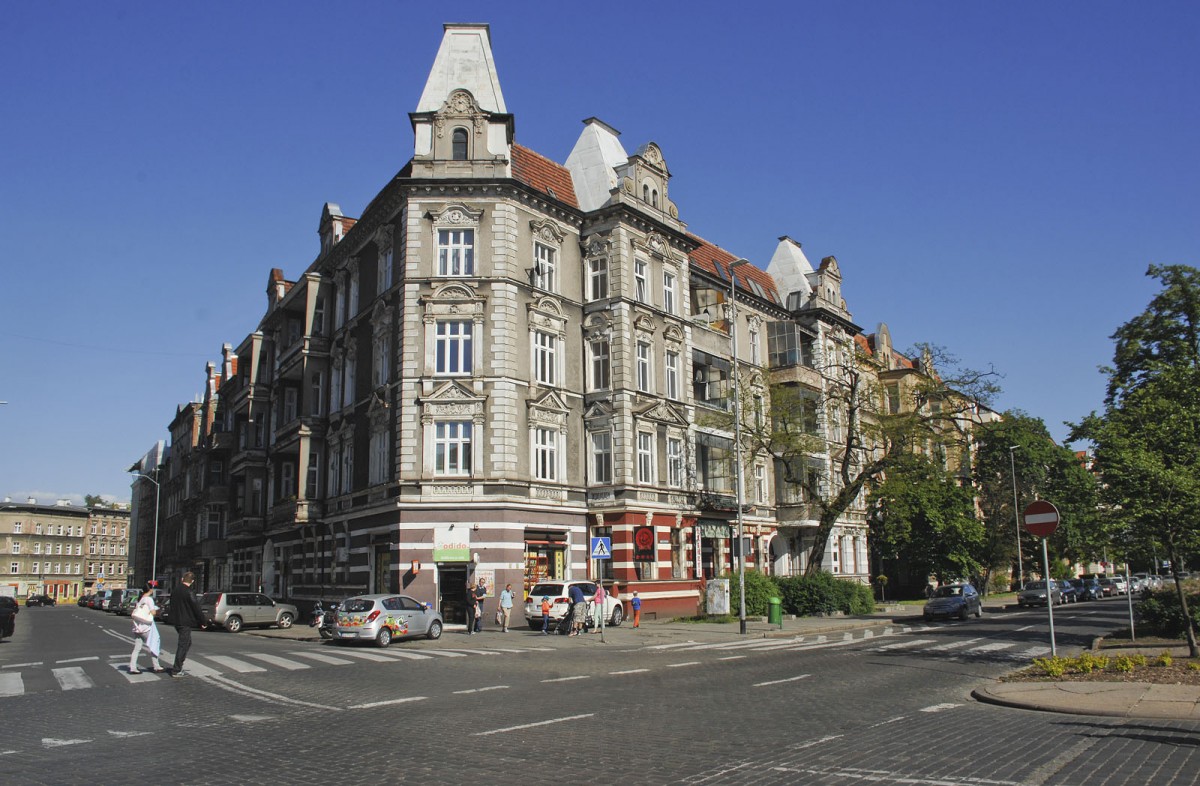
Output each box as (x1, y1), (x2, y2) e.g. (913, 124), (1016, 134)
(2, 599), (1196, 785)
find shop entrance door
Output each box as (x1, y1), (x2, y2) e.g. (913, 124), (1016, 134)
(439, 564), (469, 624)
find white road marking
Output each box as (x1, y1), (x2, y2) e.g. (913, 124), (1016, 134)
(108, 730), (153, 738)
(370, 649), (435, 660)
(474, 713), (594, 736)
(717, 655), (746, 661)
(2, 662), (42, 669)
(609, 669), (649, 675)
(0, 750), (18, 755)
(315, 648), (396, 663)
(541, 675), (591, 683)
(927, 638), (981, 651)
(1012, 646), (1051, 659)
(667, 661), (701, 668)
(645, 641), (701, 650)
(230, 714), (275, 722)
(964, 641), (1016, 654)
(921, 703), (963, 713)
(421, 649), (470, 657)
(204, 655), (267, 673)
(753, 674), (811, 687)
(453, 685), (509, 694)
(113, 664), (159, 683)
(288, 651), (355, 665)
(0, 673), (24, 697)
(203, 674), (343, 711)
(789, 734), (844, 750)
(871, 638), (936, 651)
(56, 656), (99, 664)
(52, 667), (93, 691)
(772, 766), (1024, 785)
(347, 696), (428, 710)
(43, 738), (92, 747)
(241, 653), (311, 671)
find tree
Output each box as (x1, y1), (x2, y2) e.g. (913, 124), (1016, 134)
(84, 494), (106, 508)
(868, 452), (983, 588)
(728, 342), (999, 574)
(972, 413), (1102, 591)
(1072, 265), (1200, 657)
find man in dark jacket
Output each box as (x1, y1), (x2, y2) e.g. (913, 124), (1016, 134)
(170, 572), (207, 676)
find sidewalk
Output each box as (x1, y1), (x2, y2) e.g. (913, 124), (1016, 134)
(244, 604), (1199, 721)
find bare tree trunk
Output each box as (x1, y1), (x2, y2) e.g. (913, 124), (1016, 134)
(1169, 548), (1199, 658)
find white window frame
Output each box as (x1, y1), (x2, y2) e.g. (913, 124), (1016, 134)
(378, 246), (393, 293)
(533, 426), (558, 482)
(665, 350), (680, 400)
(533, 242), (556, 292)
(437, 229), (475, 276)
(590, 339), (610, 391)
(634, 259), (648, 303)
(755, 463), (767, 504)
(369, 427), (390, 486)
(434, 421), (473, 477)
(749, 326), (761, 366)
(374, 333), (391, 387)
(435, 321), (473, 375)
(590, 431), (612, 485)
(636, 341), (652, 393)
(534, 330), (557, 387)
(341, 440), (354, 494)
(637, 432), (655, 484)
(663, 270), (676, 314)
(589, 258), (608, 301)
(667, 437), (684, 488)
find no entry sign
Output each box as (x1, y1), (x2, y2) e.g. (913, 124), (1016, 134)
(1023, 500), (1060, 538)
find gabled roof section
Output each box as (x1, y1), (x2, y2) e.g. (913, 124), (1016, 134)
(416, 24), (506, 114)
(687, 235), (781, 305)
(512, 144), (578, 208)
(565, 118), (628, 212)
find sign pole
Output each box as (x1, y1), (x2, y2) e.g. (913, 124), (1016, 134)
(1041, 537), (1057, 657)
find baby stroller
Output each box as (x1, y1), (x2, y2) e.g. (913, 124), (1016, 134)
(552, 602), (596, 635)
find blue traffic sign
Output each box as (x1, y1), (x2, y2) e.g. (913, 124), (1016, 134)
(590, 537), (612, 560)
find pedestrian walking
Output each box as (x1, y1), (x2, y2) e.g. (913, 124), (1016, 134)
(631, 590), (642, 628)
(591, 583), (607, 632)
(169, 572), (207, 676)
(540, 595), (551, 634)
(128, 584), (165, 674)
(465, 580), (477, 635)
(498, 583), (516, 632)
(568, 582), (587, 636)
(473, 578), (487, 633)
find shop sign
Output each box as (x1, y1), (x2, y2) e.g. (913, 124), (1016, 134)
(432, 526), (470, 562)
(697, 522), (731, 539)
(633, 526), (655, 560)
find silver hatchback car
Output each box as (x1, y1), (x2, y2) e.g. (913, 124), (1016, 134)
(333, 594), (443, 648)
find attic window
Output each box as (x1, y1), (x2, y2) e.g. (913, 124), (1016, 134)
(452, 128), (468, 160)
(747, 280), (766, 299)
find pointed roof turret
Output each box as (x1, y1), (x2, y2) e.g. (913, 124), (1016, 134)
(565, 118), (629, 212)
(416, 24), (506, 114)
(767, 235), (815, 308)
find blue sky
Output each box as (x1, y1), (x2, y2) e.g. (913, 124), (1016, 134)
(1, 2), (1196, 504)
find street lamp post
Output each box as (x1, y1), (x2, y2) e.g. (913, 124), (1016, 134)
(129, 470), (161, 586)
(1008, 445), (1023, 588)
(728, 258), (751, 635)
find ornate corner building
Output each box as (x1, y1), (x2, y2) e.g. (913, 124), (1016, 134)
(134, 23), (899, 623)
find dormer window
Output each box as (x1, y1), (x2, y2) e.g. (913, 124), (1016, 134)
(452, 128), (469, 160)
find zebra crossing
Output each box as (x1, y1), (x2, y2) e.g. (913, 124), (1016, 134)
(645, 625), (1053, 662)
(0, 644), (539, 699)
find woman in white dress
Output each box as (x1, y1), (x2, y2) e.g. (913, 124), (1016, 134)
(128, 584), (165, 674)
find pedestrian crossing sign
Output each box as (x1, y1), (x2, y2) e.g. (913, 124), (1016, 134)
(590, 537), (612, 560)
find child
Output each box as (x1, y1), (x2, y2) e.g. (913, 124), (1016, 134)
(540, 595), (551, 634)
(631, 590), (642, 628)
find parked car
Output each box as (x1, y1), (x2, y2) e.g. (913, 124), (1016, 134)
(103, 589), (133, 612)
(1056, 580), (1079, 604)
(1070, 578), (1102, 601)
(1017, 580), (1062, 607)
(77, 594), (94, 607)
(1109, 576), (1128, 595)
(0, 596), (17, 639)
(1095, 578), (1116, 597)
(89, 590), (110, 609)
(200, 592), (299, 633)
(922, 583), (983, 621)
(523, 580), (624, 630)
(25, 594), (56, 607)
(332, 594), (443, 647)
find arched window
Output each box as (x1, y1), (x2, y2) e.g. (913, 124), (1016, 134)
(643, 183), (650, 202)
(452, 128), (469, 160)
(651, 189), (659, 208)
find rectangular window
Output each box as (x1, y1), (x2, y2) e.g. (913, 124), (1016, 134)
(348, 270), (360, 316)
(88, 543), (95, 555)
(284, 387), (298, 423)
(10, 562), (17, 574)
(437, 229), (475, 276)
(590, 432), (612, 485)
(749, 327), (761, 366)
(374, 334), (391, 387)
(306, 456), (320, 498)
(534, 330), (557, 386)
(665, 351), (679, 400)
(636, 341), (652, 393)
(12, 522), (21, 534)
(755, 464), (767, 504)
(378, 247), (393, 293)
(436, 321), (473, 375)
(667, 437), (684, 488)
(313, 297), (326, 336)
(634, 259), (648, 303)
(35, 524), (42, 535)
(343, 354), (356, 407)
(335, 284), (345, 329)
(434, 421), (473, 476)
(637, 432), (654, 484)
(311, 372), (324, 417)
(281, 461), (295, 499)
(369, 429), (389, 486)
(533, 427), (557, 482)
(533, 242), (556, 292)
(663, 271), (676, 314)
(590, 339), (610, 391)
(10, 542), (18, 555)
(341, 441), (354, 494)
(589, 259), (608, 301)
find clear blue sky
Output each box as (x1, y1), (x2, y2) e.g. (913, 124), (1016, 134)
(2, 2), (1196, 505)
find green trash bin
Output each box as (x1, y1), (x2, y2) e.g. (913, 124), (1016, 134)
(768, 596), (782, 626)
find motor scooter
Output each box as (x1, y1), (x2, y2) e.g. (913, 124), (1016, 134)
(310, 601), (339, 639)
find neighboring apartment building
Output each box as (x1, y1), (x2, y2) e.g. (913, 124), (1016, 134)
(0, 499), (129, 599)
(137, 23), (938, 621)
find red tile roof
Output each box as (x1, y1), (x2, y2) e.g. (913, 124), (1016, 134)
(687, 235), (781, 305)
(511, 144), (579, 208)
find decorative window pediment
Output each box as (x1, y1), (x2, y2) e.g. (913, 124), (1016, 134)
(418, 381), (485, 423)
(435, 90), (487, 138)
(428, 203), (484, 227)
(527, 390), (569, 428)
(583, 313), (612, 340)
(584, 235), (612, 258)
(663, 324), (685, 346)
(633, 314), (657, 335)
(530, 218), (566, 246)
(583, 401), (615, 423)
(635, 400), (689, 428)
(528, 296), (567, 334)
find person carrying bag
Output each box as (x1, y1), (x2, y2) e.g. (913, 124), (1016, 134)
(128, 584), (165, 674)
